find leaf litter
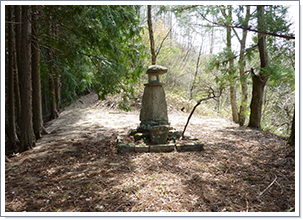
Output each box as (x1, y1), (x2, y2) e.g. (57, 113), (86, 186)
(5, 93), (295, 212)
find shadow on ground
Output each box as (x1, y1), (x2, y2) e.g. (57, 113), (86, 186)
(5, 94), (295, 212)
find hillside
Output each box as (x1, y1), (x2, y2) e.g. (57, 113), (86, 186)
(5, 93), (295, 213)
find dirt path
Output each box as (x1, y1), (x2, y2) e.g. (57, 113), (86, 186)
(5, 93), (295, 213)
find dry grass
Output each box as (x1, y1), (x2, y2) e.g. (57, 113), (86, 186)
(5, 93), (295, 213)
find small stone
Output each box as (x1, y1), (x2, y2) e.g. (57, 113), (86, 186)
(182, 131), (197, 140)
(134, 133), (144, 141)
(149, 125), (170, 144)
(168, 129), (181, 138)
(135, 143), (149, 153)
(117, 135), (124, 144)
(150, 143), (175, 153)
(176, 142), (204, 152)
(95, 205), (104, 210)
(117, 143), (135, 153)
(183, 131), (192, 138)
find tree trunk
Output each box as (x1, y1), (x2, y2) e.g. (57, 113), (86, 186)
(20, 5), (35, 152)
(238, 6), (250, 126)
(49, 68), (59, 120)
(170, 9), (172, 48)
(287, 109), (295, 146)
(147, 5), (156, 65)
(14, 54), (21, 133)
(7, 5), (18, 150)
(230, 85), (238, 123)
(224, 6), (239, 123)
(32, 5), (47, 139)
(209, 15), (215, 55)
(48, 48), (59, 120)
(14, 5), (22, 130)
(248, 6), (269, 129)
(189, 42), (203, 100)
(55, 72), (61, 110)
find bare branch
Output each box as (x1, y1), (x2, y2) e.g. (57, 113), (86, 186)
(155, 22), (176, 57)
(181, 86), (224, 139)
(258, 172), (278, 197)
(231, 26), (241, 43)
(189, 41), (203, 100)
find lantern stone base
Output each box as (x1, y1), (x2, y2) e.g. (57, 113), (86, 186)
(117, 133), (204, 154)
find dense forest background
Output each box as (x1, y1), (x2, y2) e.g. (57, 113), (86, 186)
(5, 5), (296, 155)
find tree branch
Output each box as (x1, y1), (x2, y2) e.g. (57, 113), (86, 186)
(200, 13), (295, 40)
(190, 41), (203, 100)
(231, 26), (241, 43)
(215, 43), (259, 66)
(155, 22), (176, 57)
(172, 5), (200, 13)
(258, 171), (278, 197)
(181, 87), (224, 139)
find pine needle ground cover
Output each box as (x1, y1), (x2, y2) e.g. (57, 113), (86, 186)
(5, 93), (295, 213)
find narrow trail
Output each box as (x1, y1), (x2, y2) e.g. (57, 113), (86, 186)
(27, 92), (237, 160)
(5, 93), (295, 213)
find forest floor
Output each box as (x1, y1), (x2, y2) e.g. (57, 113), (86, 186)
(5, 92), (295, 213)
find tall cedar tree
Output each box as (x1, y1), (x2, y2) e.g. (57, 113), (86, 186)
(7, 5), (18, 149)
(221, 6), (239, 123)
(48, 46), (59, 120)
(238, 6), (250, 126)
(248, 6), (269, 129)
(32, 5), (47, 139)
(14, 6), (22, 129)
(20, 5), (35, 151)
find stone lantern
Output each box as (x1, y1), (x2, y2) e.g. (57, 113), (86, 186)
(146, 65), (167, 84)
(139, 65), (170, 143)
(116, 64), (205, 152)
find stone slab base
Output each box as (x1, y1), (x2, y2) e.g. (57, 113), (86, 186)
(150, 143), (175, 153)
(117, 134), (204, 153)
(117, 143), (135, 153)
(175, 142), (205, 152)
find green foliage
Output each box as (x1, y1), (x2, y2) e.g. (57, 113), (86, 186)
(264, 5), (292, 36)
(38, 5), (147, 109)
(38, 5), (294, 137)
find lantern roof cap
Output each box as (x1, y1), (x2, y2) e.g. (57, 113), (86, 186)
(146, 65), (167, 75)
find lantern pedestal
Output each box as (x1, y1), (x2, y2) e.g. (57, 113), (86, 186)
(139, 65), (169, 132)
(139, 84), (169, 131)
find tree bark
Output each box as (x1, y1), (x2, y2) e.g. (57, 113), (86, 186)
(182, 87), (223, 139)
(48, 48), (59, 120)
(248, 6), (269, 129)
(7, 5), (18, 150)
(209, 15), (214, 55)
(147, 5), (156, 65)
(222, 6), (239, 123)
(14, 5), (22, 130)
(32, 5), (47, 139)
(238, 6), (250, 126)
(189, 41), (203, 100)
(287, 109), (295, 146)
(55, 71), (61, 110)
(20, 5), (35, 152)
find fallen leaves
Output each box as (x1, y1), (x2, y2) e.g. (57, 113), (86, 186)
(5, 93), (295, 213)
